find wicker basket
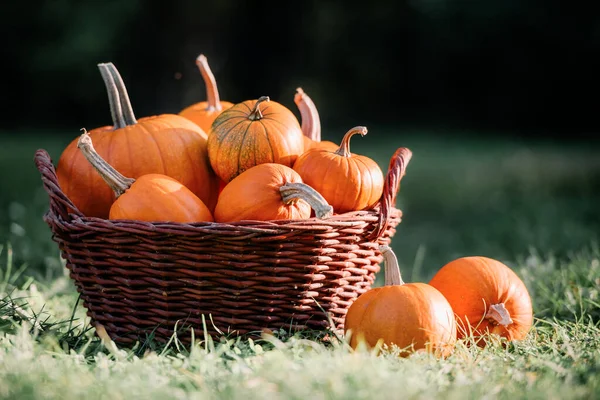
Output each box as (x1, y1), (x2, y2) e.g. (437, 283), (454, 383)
(34, 147), (412, 344)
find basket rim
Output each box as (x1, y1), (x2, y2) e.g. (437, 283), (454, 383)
(46, 207), (402, 229)
(43, 209), (402, 244)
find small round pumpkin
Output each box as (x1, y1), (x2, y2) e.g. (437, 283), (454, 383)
(428, 256), (533, 344)
(214, 163), (333, 223)
(345, 246), (457, 357)
(294, 88), (337, 152)
(179, 54), (234, 133)
(207, 96), (304, 183)
(77, 130), (213, 223)
(56, 63), (219, 218)
(292, 126), (384, 213)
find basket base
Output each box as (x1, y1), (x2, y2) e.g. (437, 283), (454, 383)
(57, 215), (401, 346)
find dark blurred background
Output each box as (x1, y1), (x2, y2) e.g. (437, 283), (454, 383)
(2, 0), (600, 137)
(1, 1), (599, 282)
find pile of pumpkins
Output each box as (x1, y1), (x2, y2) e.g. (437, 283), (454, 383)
(55, 54), (534, 357)
(56, 56), (384, 224)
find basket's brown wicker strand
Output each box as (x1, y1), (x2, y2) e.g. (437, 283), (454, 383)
(34, 151), (84, 220)
(368, 147), (413, 241)
(34, 147), (410, 344)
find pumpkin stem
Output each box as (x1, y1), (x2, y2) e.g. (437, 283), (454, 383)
(248, 96), (270, 121)
(98, 64), (126, 129)
(280, 182), (333, 219)
(102, 62), (138, 126)
(334, 126), (368, 157)
(196, 54), (222, 111)
(379, 245), (405, 286)
(77, 128), (135, 198)
(294, 88), (321, 142)
(485, 303), (513, 327)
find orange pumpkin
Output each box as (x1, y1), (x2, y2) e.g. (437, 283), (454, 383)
(294, 88), (338, 152)
(179, 54), (234, 133)
(207, 96), (304, 183)
(345, 246), (457, 357)
(214, 163), (332, 223)
(428, 256), (533, 344)
(217, 178), (227, 195)
(77, 130), (213, 223)
(292, 126), (384, 213)
(56, 63), (219, 218)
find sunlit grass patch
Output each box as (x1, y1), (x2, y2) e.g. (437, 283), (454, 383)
(0, 244), (598, 399)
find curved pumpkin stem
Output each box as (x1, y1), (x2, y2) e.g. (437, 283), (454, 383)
(101, 62), (138, 126)
(334, 126), (368, 157)
(196, 54), (222, 111)
(77, 129), (135, 197)
(379, 245), (405, 286)
(294, 88), (321, 142)
(98, 64), (126, 129)
(248, 96), (270, 121)
(486, 303), (513, 326)
(280, 182), (333, 219)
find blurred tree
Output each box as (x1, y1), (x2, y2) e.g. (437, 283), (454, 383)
(1, 0), (599, 138)
(2, 1), (141, 129)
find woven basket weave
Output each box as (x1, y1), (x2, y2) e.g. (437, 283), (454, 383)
(35, 147), (412, 344)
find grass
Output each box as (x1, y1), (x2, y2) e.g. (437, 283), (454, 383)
(0, 244), (598, 399)
(0, 128), (599, 398)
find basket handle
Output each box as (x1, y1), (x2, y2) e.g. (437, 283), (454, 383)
(34, 149), (84, 220)
(369, 147), (413, 240)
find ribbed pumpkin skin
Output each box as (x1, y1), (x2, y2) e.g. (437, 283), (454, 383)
(179, 100), (234, 133)
(345, 282), (457, 357)
(214, 163), (310, 222)
(429, 256), (533, 343)
(302, 137), (338, 153)
(293, 146), (384, 213)
(109, 174), (213, 223)
(56, 115), (219, 218)
(207, 99), (304, 183)
(302, 136), (312, 151)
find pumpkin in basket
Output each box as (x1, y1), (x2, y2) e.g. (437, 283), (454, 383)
(208, 96), (304, 183)
(345, 246), (457, 357)
(428, 256), (533, 345)
(77, 130), (213, 223)
(179, 54), (234, 133)
(293, 126), (384, 213)
(56, 62), (219, 218)
(294, 88), (338, 152)
(214, 163), (333, 222)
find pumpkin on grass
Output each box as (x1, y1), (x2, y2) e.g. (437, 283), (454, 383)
(345, 246), (457, 357)
(208, 96), (304, 183)
(56, 62), (218, 218)
(179, 54), (234, 132)
(428, 256), (533, 344)
(294, 88), (337, 152)
(292, 126), (384, 213)
(214, 163), (333, 222)
(77, 130), (213, 223)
